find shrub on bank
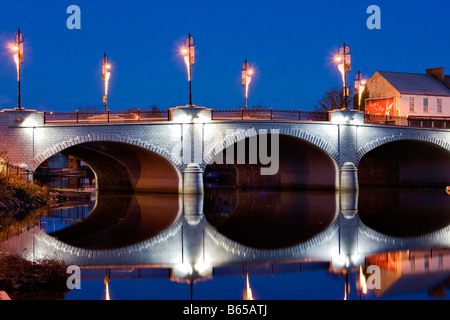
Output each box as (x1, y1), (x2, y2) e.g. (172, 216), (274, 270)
(0, 174), (49, 210)
(0, 254), (70, 300)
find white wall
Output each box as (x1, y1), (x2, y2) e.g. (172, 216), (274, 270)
(400, 94), (450, 117)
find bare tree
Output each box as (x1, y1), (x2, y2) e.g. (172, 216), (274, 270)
(313, 86), (354, 111)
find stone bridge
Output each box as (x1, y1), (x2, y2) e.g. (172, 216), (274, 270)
(0, 106), (448, 193)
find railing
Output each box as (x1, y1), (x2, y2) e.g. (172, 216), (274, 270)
(44, 109), (170, 124)
(0, 159), (33, 181)
(41, 108), (449, 129)
(365, 114), (450, 129)
(211, 108), (329, 121)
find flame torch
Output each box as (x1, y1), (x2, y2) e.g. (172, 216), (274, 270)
(243, 272), (254, 300)
(241, 59), (253, 116)
(12, 29), (24, 110)
(181, 33), (195, 106)
(354, 70), (366, 111)
(335, 43), (351, 109)
(102, 53), (111, 113)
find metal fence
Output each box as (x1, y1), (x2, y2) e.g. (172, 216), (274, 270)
(365, 114), (450, 129)
(44, 109), (171, 124)
(0, 159), (33, 182)
(211, 108), (329, 121)
(41, 108), (449, 129)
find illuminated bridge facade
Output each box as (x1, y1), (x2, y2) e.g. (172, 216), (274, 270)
(0, 106), (449, 193)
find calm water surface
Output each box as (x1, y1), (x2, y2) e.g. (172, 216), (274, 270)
(2, 180), (450, 300)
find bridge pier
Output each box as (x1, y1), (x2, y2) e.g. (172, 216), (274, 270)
(339, 162), (359, 191)
(332, 190), (364, 269)
(183, 163), (204, 194)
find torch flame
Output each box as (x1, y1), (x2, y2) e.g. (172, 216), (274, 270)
(338, 63), (345, 86)
(358, 83), (365, 107)
(243, 273), (254, 300)
(104, 276), (111, 300)
(245, 70), (253, 100)
(182, 47), (191, 81)
(184, 55), (191, 81)
(104, 70), (111, 96)
(359, 266), (368, 294)
(13, 52), (20, 81)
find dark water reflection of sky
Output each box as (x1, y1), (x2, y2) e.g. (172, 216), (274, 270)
(31, 186), (450, 300)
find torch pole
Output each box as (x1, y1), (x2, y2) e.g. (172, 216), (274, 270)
(188, 34), (192, 106)
(343, 42), (347, 109)
(18, 62), (21, 110)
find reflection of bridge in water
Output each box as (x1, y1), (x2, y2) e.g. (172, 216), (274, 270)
(1, 188), (450, 298)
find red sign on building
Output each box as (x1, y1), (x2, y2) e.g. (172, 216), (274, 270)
(366, 98), (395, 116)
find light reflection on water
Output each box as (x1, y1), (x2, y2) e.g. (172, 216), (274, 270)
(2, 184), (450, 300)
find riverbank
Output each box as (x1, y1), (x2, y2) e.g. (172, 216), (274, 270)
(0, 174), (91, 213)
(0, 254), (69, 300)
(0, 175), (91, 241)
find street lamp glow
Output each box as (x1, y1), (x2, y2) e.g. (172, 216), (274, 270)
(12, 29), (24, 109)
(181, 33), (195, 106)
(102, 53), (111, 113)
(242, 59), (254, 115)
(335, 43), (351, 109)
(354, 70), (366, 111)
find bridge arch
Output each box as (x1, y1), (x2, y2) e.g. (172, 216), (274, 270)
(32, 134), (183, 193)
(357, 135), (450, 188)
(356, 132), (450, 164)
(204, 218), (340, 259)
(202, 128), (340, 190)
(357, 219), (450, 254)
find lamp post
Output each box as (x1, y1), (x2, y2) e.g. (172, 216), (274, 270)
(335, 43), (351, 109)
(12, 28), (24, 110)
(182, 33), (195, 106)
(102, 53), (111, 113)
(354, 70), (366, 111)
(241, 59), (253, 116)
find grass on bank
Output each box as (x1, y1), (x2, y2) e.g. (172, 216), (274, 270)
(0, 174), (50, 204)
(0, 254), (69, 300)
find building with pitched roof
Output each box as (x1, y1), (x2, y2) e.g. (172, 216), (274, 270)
(365, 67), (450, 118)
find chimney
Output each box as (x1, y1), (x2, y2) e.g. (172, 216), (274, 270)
(426, 67), (444, 80)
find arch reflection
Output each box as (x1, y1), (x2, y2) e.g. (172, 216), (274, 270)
(204, 188), (339, 249)
(48, 192), (181, 249)
(358, 188), (450, 237)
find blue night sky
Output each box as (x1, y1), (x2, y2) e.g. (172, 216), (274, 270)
(0, 0), (449, 112)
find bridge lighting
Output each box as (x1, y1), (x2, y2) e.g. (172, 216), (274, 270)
(12, 28), (24, 110)
(354, 70), (366, 111)
(359, 265), (368, 295)
(335, 43), (351, 109)
(104, 276), (111, 300)
(102, 53), (111, 113)
(181, 33), (195, 106)
(242, 59), (253, 115)
(243, 272), (254, 300)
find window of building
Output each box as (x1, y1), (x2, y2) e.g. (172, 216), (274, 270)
(437, 98), (442, 113)
(409, 97), (414, 112)
(423, 98), (428, 112)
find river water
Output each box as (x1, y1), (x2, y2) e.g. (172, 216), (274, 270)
(1, 177), (450, 300)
